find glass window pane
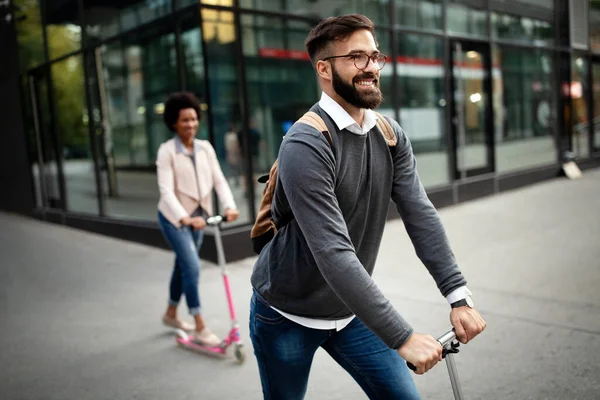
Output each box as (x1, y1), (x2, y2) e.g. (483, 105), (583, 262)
(376, 28), (394, 121)
(14, 0), (45, 70)
(492, 12), (554, 46)
(490, 0), (554, 20)
(89, 26), (178, 221)
(180, 0), (234, 8)
(27, 73), (64, 209)
(201, 9), (251, 226)
(493, 47), (557, 173)
(83, 0), (172, 44)
(396, 34), (448, 187)
(43, 0), (82, 60)
(21, 76), (42, 208)
(51, 55), (99, 214)
(238, 0), (390, 26)
(590, 1), (600, 52)
(181, 28), (207, 121)
(454, 45), (489, 172)
(240, 16), (318, 218)
(572, 55), (590, 159)
(593, 63), (600, 153)
(447, 1), (488, 38)
(396, 0), (442, 31)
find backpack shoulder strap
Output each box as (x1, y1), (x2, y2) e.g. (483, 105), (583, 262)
(373, 112), (397, 147)
(297, 111), (333, 146)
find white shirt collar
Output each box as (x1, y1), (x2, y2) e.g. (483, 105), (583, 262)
(318, 92), (378, 136)
(174, 135), (201, 155)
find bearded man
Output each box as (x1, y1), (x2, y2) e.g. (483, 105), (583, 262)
(248, 14), (486, 400)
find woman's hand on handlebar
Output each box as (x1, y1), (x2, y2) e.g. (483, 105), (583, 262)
(224, 208), (239, 222)
(180, 216), (206, 230)
(190, 217), (206, 230)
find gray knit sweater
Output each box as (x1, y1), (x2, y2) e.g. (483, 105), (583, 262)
(250, 104), (466, 349)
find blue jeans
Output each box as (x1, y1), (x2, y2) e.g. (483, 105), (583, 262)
(249, 292), (421, 400)
(158, 212), (204, 315)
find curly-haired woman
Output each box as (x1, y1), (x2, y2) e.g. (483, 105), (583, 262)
(156, 92), (239, 346)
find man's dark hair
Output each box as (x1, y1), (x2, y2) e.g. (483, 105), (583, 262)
(304, 14), (377, 65)
(163, 92), (202, 132)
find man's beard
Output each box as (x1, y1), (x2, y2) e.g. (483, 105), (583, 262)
(332, 66), (383, 110)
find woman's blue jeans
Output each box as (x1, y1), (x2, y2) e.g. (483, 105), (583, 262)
(158, 212), (204, 316)
(249, 291), (421, 400)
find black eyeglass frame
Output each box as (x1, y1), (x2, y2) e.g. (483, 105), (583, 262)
(321, 53), (387, 70)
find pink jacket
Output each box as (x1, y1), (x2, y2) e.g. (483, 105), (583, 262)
(156, 137), (237, 227)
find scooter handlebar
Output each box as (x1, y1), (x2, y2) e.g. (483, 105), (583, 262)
(406, 329), (456, 372)
(437, 329), (457, 347)
(206, 214), (228, 226)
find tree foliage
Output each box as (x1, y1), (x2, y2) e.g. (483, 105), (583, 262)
(15, 0), (88, 157)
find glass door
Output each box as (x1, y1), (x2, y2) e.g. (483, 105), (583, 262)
(450, 40), (494, 179)
(28, 69), (66, 209)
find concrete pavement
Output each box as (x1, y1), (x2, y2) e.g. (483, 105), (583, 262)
(1, 168), (599, 400)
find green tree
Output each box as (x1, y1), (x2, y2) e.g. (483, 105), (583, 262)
(15, 0), (88, 157)
(14, 0), (45, 71)
(51, 56), (87, 157)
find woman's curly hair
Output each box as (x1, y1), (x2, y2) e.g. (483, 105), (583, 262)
(163, 92), (202, 132)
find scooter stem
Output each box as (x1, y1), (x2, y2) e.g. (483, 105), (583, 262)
(445, 353), (464, 400)
(223, 272), (237, 321)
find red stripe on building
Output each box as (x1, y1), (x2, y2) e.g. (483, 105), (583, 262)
(258, 48), (497, 69)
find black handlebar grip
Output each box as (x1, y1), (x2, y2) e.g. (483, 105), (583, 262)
(407, 362), (417, 372)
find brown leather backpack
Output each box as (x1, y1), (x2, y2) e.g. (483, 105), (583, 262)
(250, 111), (397, 255)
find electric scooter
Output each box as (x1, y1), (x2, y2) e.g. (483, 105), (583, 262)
(407, 329), (465, 400)
(174, 214), (245, 364)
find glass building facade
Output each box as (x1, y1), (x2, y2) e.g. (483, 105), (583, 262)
(6, 0), (600, 260)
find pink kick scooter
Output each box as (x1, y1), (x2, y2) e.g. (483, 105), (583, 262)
(174, 214), (245, 364)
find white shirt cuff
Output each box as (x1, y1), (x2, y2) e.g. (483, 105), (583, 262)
(446, 286), (472, 305)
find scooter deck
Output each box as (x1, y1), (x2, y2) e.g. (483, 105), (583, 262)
(176, 336), (227, 358)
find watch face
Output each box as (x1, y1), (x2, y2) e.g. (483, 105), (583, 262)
(466, 296), (474, 308)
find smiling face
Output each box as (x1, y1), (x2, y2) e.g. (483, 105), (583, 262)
(173, 108), (199, 143)
(321, 29), (383, 110)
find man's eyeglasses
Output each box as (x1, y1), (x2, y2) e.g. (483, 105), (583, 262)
(322, 53), (387, 70)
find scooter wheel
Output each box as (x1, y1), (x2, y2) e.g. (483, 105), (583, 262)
(234, 344), (245, 364)
(175, 329), (188, 341)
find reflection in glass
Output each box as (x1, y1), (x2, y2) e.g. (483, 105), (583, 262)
(201, 9), (250, 226)
(22, 76), (43, 209)
(51, 56), (99, 214)
(447, 2), (487, 37)
(89, 28), (178, 220)
(591, 1), (600, 52)
(240, 16), (317, 217)
(28, 73), (63, 209)
(593, 64), (600, 153)
(492, 12), (553, 45)
(43, 0), (82, 60)
(14, 0), (45, 70)
(83, 0), (172, 44)
(572, 56), (590, 159)
(493, 47), (556, 173)
(374, 28), (394, 138)
(396, 0), (442, 31)
(180, 0), (234, 8)
(396, 34), (448, 187)
(238, 0), (390, 26)
(453, 45), (488, 175)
